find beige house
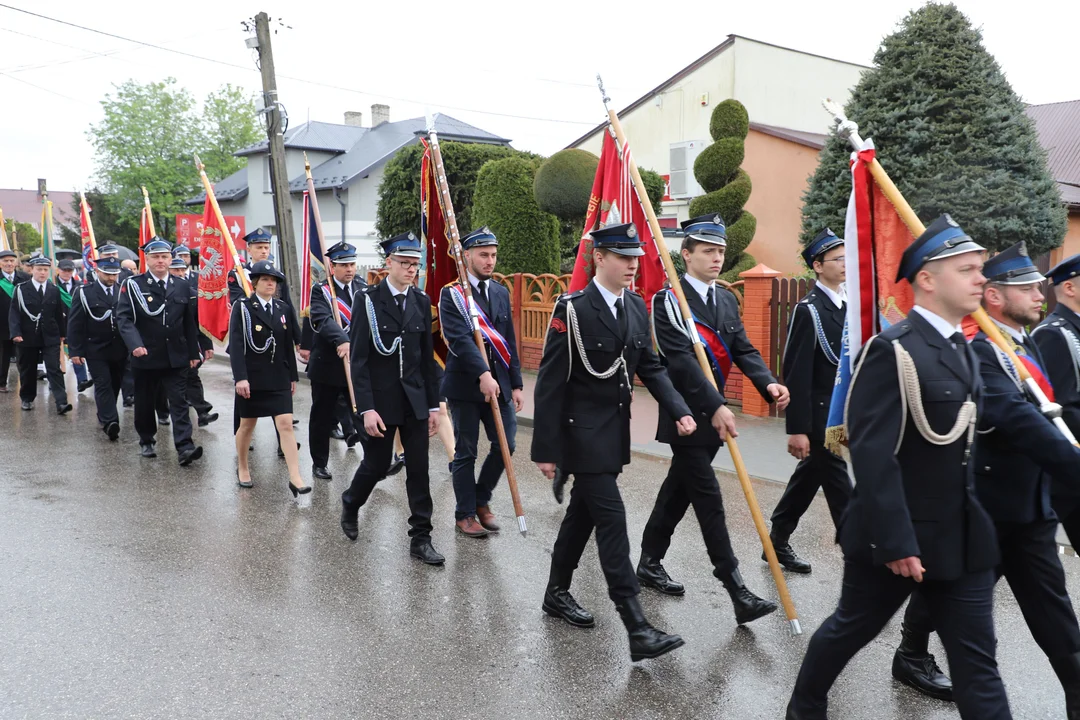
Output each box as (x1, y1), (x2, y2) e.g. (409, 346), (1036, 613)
(1029, 100), (1080, 267)
(568, 35), (867, 275)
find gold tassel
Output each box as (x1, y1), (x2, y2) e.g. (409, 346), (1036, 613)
(824, 426), (848, 457)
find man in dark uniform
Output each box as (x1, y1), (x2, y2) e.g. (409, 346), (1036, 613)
(533, 222), (695, 662)
(307, 241), (367, 480)
(97, 244), (136, 406)
(341, 232), (442, 565)
(1033, 254), (1080, 546)
(170, 247), (218, 427)
(115, 237), (203, 466)
(439, 226), (523, 537)
(639, 214), (786, 625)
(891, 243), (1080, 716)
(9, 256), (70, 413)
(56, 259), (94, 393)
(228, 228), (295, 315)
(0, 248), (30, 391)
(766, 228), (851, 573)
(67, 256), (128, 440)
(787, 215), (1011, 720)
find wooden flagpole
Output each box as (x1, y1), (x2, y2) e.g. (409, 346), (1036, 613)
(79, 193), (100, 262)
(822, 99), (1078, 446)
(194, 154), (251, 298)
(598, 76), (800, 634)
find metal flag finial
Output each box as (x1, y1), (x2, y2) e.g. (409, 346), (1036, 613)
(821, 97), (867, 151)
(597, 74), (610, 109)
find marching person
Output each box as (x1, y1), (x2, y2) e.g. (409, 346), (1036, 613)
(0, 248), (30, 392)
(229, 260), (309, 500)
(1033, 254), (1080, 546)
(9, 256), (71, 413)
(787, 215), (1010, 720)
(533, 222), (695, 662)
(229, 228), (295, 315)
(115, 237), (203, 466)
(640, 214), (786, 625)
(341, 232), (442, 565)
(307, 241), (366, 480)
(890, 244), (1080, 715)
(439, 226), (523, 538)
(766, 228), (851, 573)
(169, 247), (218, 427)
(97, 244), (135, 407)
(67, 256), (128, 440)
(56, 259), (94, 394)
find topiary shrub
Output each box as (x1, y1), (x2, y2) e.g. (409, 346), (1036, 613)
(534, 149), (598, 220)
(720, 250), (757, 284)
(639, 167), (666, 211)
(473, 157), (561, 275)
(691, 99), (756, 274)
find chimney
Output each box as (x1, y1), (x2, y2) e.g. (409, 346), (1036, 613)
(371, 104), (390, 127)
(344, 111), (363, 127)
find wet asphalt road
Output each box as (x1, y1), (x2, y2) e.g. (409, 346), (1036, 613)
(1, 359), (1076, 719)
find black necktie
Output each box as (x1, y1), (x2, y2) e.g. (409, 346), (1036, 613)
(38, 285), (44, 300)
(476, 280), (488, 309)
(395, 294), (406, 315)
(615, 297), (627, 338)
(337, 283), (350, 309)
(706, 287), (716, 323)
(949, 332), (970, 376)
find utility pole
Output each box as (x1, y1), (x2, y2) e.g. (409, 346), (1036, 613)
(252, 12), (301, 310)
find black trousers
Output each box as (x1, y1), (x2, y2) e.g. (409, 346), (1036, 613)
(552, 471), (640, 602)
(903, 518), (1080, 661)
(342, 416), (432, 541)
(790, 560), (1010, 720)
(133, 367), (194, 452)
(770, 425), (851, 538)
(186, 361), (212, 415)
(448, 397), (517, 520)
(16, 344), (66, 406)
(86, 357), (125, 426)
(1053, 494), (1080, 550)
(309, 381), (353, 468)
(0, 336), (14, 386)
(121, 363), (134, 402)
(640, 442), (739, 577)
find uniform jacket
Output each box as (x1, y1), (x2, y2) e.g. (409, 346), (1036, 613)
(531, 281), (692, 474)
(652, 277), (776, 446)
(1033, 304), (1080, 493)
(0, 269), (31, 339)
(349, 279), (439, 425)
(307, 276), (367, 387)
(66, 281), (127, 362)
(114, 273), (200, 370)
(9, 280), (66, 347)
(783, 287), (844, 437)
(841, 311), (998, 581)
(229, 263), (296, 335)
(439, 278), (523, 403)
(228, 294), (300, 392)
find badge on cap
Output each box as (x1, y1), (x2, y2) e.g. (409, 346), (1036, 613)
(945, 214), (959, 228)
(626, 225), (637, 239)
(713, 215), (722, 225)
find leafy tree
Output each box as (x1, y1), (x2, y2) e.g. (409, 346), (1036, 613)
(4, 219), (42, 253)
(199, 84), (262, 182)
(472, 157), (560, 275)
(639, 168), (666, 211)
(57, 188), (139, 252)
(801, 2), (1066, 257)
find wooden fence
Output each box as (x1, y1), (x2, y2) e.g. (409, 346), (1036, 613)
(767, 277), (815, 418)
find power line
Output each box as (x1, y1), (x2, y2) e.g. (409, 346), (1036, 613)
(0, 3), (600, 127)
(0, 71), (91, 104)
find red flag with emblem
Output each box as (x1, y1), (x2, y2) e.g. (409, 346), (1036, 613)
(420, 138), (455, 366)
(196, 197), (235, 341)
(568, 127), (666, 311)
(138, 205), (152, 274)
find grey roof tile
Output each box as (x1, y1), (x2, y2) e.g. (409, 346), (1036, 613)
(184, 166), (249, 206)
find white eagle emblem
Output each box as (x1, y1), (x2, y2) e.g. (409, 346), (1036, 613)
(201, 246), (225, 278)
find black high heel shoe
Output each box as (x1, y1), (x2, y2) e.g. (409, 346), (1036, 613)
(288, 482), (313, 498)
(237, 470), (254, 489)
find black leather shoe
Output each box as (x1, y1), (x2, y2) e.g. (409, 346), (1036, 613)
(122, 397), (135, 407)
(157, 415), (170, 426)
(637, 554), (685, 596)
(329, 427), (346, 441)
(312, 465), (332, 480)
(1050, 651), (1080, 719)
(542, 587), (595, 628)
(345, 432), (362, 449)
(764, 535), (812, 574)
(615, 596), (684, 661)
(105, 421), (120, 441)
(552, 467), (568, 504)
(77, 379), (94, 392)
(20, 400), (32, 411)
(892, 623), (953, 701)
(197, 412), (219, 427)
(56, 403), (73, 415)
(385, 453), (405, 476)
(718, 569), (778, 624)
(410, 540), (445, 565)
(340, 503), (359, 540)
(139, 443), (157, 458)
(178, 446), (203, 467)
(292, 418), (299, 425)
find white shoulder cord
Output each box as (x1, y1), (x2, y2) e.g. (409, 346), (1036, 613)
(79, 286), (113, 323)
(1033, 323), (1080, 392)
(15, 285), (41, 328)
(364, 292), (404, 378)
(240, 302), (275, 361)
(564, 298), (629, 386)
(891, 339), (977, 453)
(125, 277), (166, 323)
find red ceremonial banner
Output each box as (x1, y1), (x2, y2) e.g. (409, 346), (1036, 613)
(196, 198), (236, 341)
(420, 138), (455, 366)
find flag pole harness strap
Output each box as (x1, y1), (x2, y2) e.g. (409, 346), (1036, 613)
(891, 339), (976, 458)
(565, 298), (629, 385)
(806, 304), (840, 366)
(655, 288), (702, 358)
(125, 278), (166, 323)
(240, 302), (275, 361)
(364, 293), (404, 378)
(15, 286), (41, 330)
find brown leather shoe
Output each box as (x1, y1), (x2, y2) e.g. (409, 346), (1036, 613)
(456, 516), (489, 538)
(476, 505), (500, 532)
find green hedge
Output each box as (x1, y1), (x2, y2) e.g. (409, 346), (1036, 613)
(724, 210), (756, 258)
(472, 157), (561, 274)
(688, 169), (751, 221)
(639, 168), (666, 211)
(534, 149), (598, 220)
(693, 138), (744, 193)
(710, 99), (750, 142)
(720, 251), (757, 283)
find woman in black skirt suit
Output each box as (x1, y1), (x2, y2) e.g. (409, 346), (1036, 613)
(229, 261), (310, 500)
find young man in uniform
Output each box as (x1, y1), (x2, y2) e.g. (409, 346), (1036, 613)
(341, 232), (442, 565)
(439, 227), (523, 537)
(0, 248), (30, 391)
(640, 213), (787, 625)
(533, 222), (696, 662)
(766, 228), (851, 573)
(787, 215), (1011, 720)
(56, 258), (94, 393)
(9, 256), (70, 413)
(97, 244), (135, 406)
(169, 247), (217, 427)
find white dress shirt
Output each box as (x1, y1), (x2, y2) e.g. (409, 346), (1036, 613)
(911, 305), (964, 341)
(591, 278), (624, 320)
(816, 282), (846, 309)
(683, 273), (715, 306)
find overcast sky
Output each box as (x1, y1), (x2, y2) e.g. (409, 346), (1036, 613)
(1, 0), (1076, 192)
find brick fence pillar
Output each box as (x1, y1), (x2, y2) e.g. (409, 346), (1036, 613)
(738, 263), (782, 417)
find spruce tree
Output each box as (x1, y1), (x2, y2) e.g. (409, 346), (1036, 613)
(801, 2), (1066, 258)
